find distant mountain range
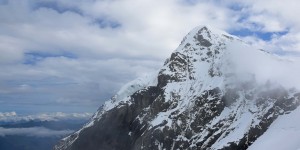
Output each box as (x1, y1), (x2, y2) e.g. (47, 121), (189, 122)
(0, 113), (90, 150)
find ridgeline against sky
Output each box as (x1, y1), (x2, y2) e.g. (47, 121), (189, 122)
(0, 0), (300, 114)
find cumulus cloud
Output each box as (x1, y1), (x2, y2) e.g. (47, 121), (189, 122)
(0, 0), (233, 110)
(228, 0), (300, 53)
(0, 0), (300, 112)
(0, 127), (73, 137)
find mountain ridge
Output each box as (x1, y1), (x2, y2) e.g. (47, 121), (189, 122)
(54, 25), (300, 150)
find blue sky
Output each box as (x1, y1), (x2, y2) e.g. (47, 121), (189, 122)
(1, 0), (300, 115)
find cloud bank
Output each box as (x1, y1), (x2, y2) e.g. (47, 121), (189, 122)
(0, 112), (92, 123)
(0, 0), (300, 112)
(0, 127), (73, 137)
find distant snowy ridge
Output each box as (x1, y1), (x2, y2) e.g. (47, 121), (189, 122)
(55, 25), (300, 150)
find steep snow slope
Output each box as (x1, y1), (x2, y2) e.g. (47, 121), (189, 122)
(248, 106), (300, 150)
(54, 26), (300, 150)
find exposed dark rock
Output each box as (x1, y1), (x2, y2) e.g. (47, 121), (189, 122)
(194, 34), (212, 47)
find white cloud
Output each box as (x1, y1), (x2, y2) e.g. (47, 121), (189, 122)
(229, 0), (300, 53)
(0, 127), (73, 137)
(248, 14), (286, 32)
(0, 0), (300, 112)
(0, 0), (237, 61)
(227, 40), (300, 90)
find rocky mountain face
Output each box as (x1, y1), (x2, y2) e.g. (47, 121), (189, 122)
(54, 26), (300, 150)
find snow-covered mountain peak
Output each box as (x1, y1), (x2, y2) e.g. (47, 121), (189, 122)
(160, 25), (294, 92)
(54, 26), (300, 150)
(179, 25), (238, 49)
(158, 25), (245, 91)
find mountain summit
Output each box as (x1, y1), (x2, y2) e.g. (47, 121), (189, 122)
(54, 26), (300, 150)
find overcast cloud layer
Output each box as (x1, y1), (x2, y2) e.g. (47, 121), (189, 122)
(0, 127), (73, 137)
(1, 0), (300, 113)
(0, 111), (92, 122)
